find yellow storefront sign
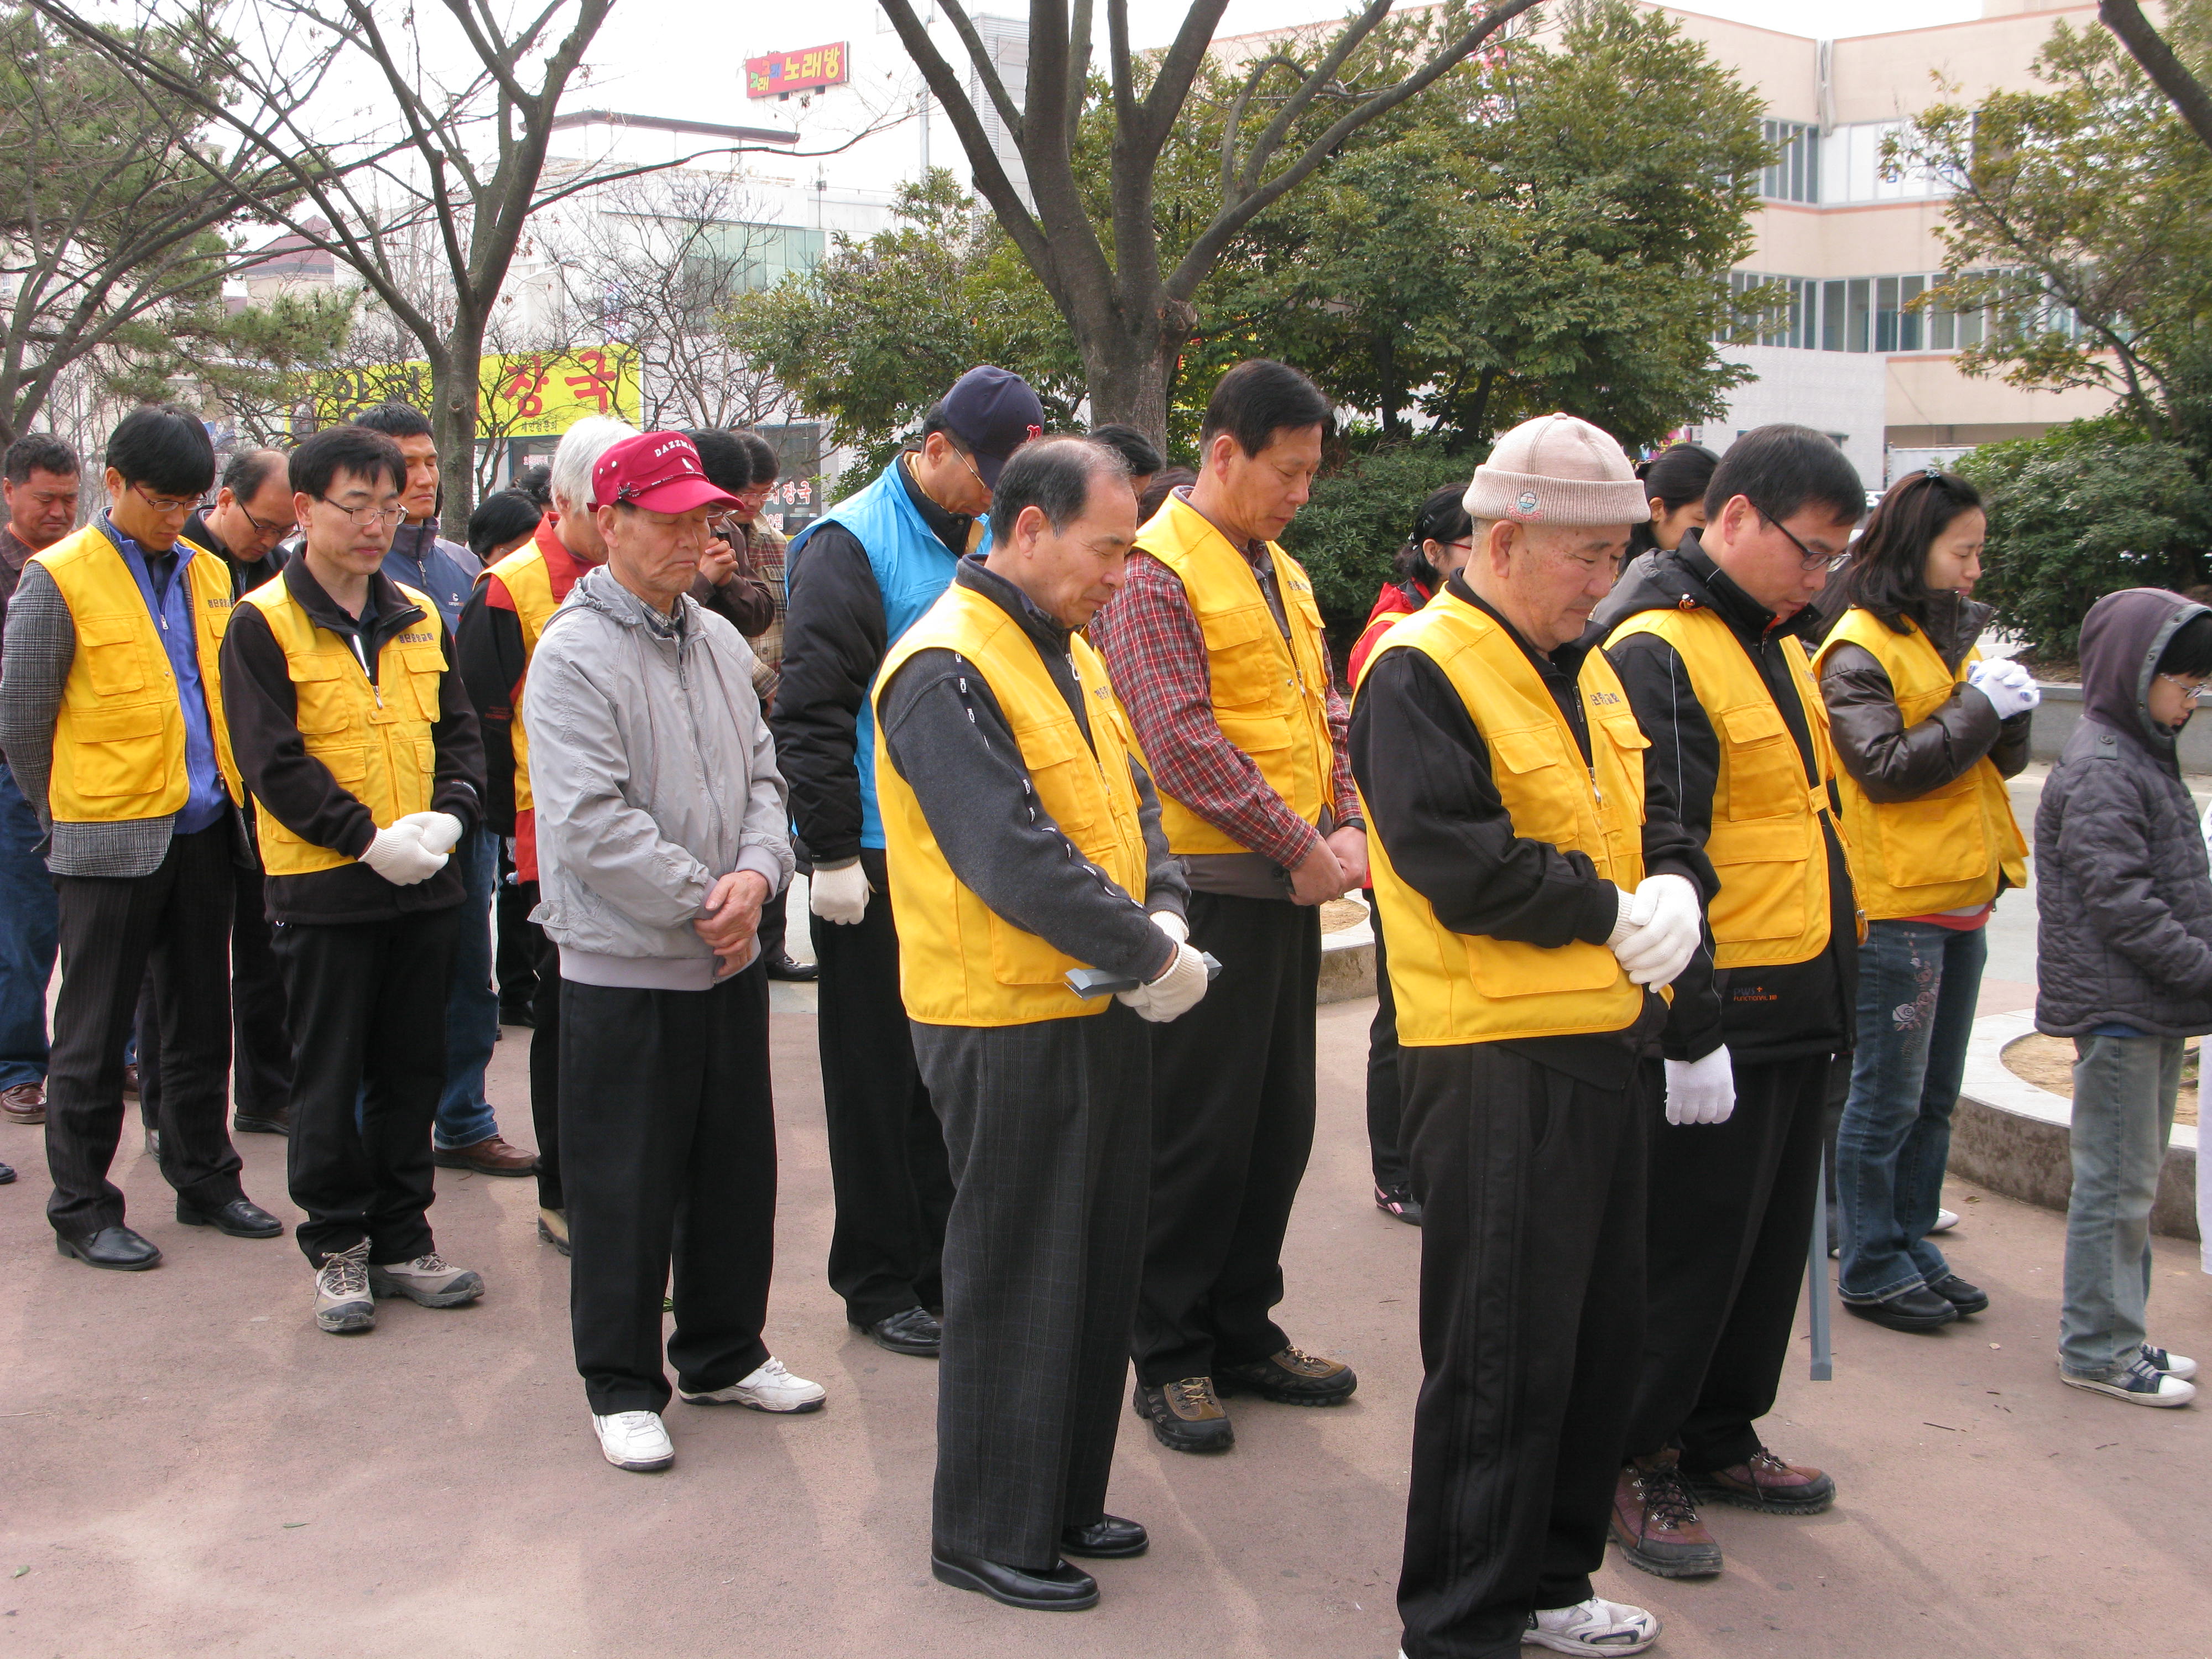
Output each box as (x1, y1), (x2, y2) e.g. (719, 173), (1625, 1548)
(310, 346), (643, 436)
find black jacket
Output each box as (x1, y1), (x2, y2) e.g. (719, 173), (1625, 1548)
(1350, 576), (1716, 1086)
(1592, 537), (1858, 1065)
(220, 560), (485, 926)
(183, 510), (284, 603)
(769, 457), (977, 872)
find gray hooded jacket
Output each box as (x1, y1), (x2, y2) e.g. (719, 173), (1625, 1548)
(2034, 587), (2212, 1037)
(524, 564), (794, 990)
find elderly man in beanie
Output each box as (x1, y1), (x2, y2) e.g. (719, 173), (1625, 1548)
(1350, 414), (1714, 1658)
(771, 365), (1045, 1357)
(526, 431), (822, 1474)
(1593, 426), (1865, 1582)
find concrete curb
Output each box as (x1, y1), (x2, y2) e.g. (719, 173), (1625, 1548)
(1319, 917), (1375, 1004)
(1952, 1010), (2201, 1241)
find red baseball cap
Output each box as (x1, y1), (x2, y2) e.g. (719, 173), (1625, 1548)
(590, 431), (739, 514)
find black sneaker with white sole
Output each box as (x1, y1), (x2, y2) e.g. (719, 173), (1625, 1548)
(2060, 1354), (2197, 1407)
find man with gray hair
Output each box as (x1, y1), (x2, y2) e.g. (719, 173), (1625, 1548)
(874, 436), (1203, 1611)
(1350, 414), (1715, 1658)
(457, 414), (634, 1253)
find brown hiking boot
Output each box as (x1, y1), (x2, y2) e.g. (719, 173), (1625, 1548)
(1, 1081), (45, 1125)
(1693, 1446), (1836, 1515)
(1611, 1451), (1723, 1578)
(1133, 1376), (1234, 1453)
(1216, 1345), (1358, 1405)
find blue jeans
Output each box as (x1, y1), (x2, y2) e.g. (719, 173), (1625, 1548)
(2061, 1033), (2182, 1378)
(431, 823), (500, 1149)
(0, 764), (58, 1089)
(1837, 919), (1986, 1302)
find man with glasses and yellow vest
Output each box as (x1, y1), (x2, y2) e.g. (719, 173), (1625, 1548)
(1350, 414), (1712, 1659)
(1592, 425), (1866, 1582)
(0, 405), (280, 1271)
(220, 424), (489, 1336)
(876, 437), (1204, 1613)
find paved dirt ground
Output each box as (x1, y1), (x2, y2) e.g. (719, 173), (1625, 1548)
(2, 998), (2206, 1659)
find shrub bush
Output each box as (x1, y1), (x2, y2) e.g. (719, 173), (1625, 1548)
(1281, 440), (1481, 636)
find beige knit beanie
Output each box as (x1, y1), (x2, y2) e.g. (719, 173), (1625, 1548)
(1464, 413), (1651, 528)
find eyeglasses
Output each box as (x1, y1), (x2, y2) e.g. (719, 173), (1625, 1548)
(952, 445), (990, 494)
(1755, 507), (1843, 572)
(2158, 674), (2209, 705)
(312, 494), (405, 529)
(129, 482), (205, 518)
(236, 500), (291, 539)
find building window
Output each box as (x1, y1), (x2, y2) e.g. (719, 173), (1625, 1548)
(1723, 269), (2007, 354)
(1761, 119), (1820, 204)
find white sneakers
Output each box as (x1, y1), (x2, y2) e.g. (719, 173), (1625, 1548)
(2143, 1343), (2199, 1381)
(1524, 1596), (1662, 1655)
(2060, 1352), (2197, 1407)
(679, 1357), (827, 1413)
(1931, 1207), (1960, 1234)
(594, 1410), (676, 1471)
(368, 1252), (486, 1307)
(313, 1242), (375, 1334)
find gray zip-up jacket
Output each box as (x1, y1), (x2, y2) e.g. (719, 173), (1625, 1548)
(524, 565), (794, 991)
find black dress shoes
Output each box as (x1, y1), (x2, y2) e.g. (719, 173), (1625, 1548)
(764, 952), (819, 982)
(932, 1547), (1098, 1611)
(855, 1306), (942, 1357)
(233, 1109), (291, 1136)
(0, 1159), (14, 1183)
(56, 1225), (162, 1271)
(1843, 1284), (1957, 1331)
(178, 1197), (284, 1238)
(1060, 1515), (1147, 1558)
(1926, 1272), (1990, 1315)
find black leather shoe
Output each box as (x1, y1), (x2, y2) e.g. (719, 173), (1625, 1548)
(233, 1110), (291, 1136)
(931, 1547), (1098, 1611)
(1927, 1272), (1990, 1316)
(1060, 1516), (1147, 1558)
(0, 1159), (14, 1184)
(1843, 1285), (1958, 1332)
(178, 1197), (284, 1239)
(499, 1002), (536, 1028)
(854, 1306), (942, 1357)
(764, 952), (819, 982)
(56, 1225), (162, 1271)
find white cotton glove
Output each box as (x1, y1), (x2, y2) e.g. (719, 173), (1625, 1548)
(393, 810), (464, 857)
(808, 859), (872, 926)
(1151, 910), (1190, 946)
(360, 820), (448, 886)
(1966, 659), (2039, 719)
(1663, 1045), (1737, 1126)
(1609, 873), (1702, 989)
(1119, 941), (1209, 1023)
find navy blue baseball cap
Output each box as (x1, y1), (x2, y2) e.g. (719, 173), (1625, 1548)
(938, 365), (1046, 487)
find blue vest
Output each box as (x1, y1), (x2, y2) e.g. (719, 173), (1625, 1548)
(791, 457), (992, 849)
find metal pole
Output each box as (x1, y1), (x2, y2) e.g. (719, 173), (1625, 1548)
(1807, 1147), (1834, 1381)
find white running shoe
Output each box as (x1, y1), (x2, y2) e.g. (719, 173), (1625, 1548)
(2060, 1355), (2197, 1407)
(2143, 1343), (2199, 1381)
(679, 1357), (827, 1413)
(1524, 1596), (1661, 1655)
(593, 1409), (675, 1470)
(1931, 1207), (1960, 1234)
(313, 1241), (375, 1334)
(368, 1253), (485, 1308)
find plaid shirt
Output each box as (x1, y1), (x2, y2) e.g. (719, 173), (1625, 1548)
(1089, 544), (1359, 870)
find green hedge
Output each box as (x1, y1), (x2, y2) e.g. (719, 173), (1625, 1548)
(1281, 442), (1482, 636)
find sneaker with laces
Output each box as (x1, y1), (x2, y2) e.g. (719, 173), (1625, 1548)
(1610, 1451), (1723, 1578)
(2061, 1354), (2197, 1407)
(1524, 1595), (1660, 1655)
(1692, 1444), (1835, 1514)
(1133, 1375), (1234, 1452)
(367, 1253), (485, 1308)
(313, 1242), (375, 1334)
(2142, 1343), (2199, 1381)
(1215, 1344), (1358, 1405)
(680, 1357), (827, 1413)
(593, 1409), (675, 1470)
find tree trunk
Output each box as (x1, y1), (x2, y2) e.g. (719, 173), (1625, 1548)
(1069, 294), (1193, 451)
(433, 314), (484, 541)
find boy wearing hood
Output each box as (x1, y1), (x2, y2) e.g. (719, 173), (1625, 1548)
(2035, 587), (2207, 1408)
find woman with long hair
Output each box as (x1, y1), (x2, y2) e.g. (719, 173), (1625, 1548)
(1626, 442), (1718, 559)
(1813, 468), (2036, 1333)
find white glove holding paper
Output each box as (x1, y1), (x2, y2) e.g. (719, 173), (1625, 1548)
(808, 859), (872, 926)
(1663, 1045), (1737, 1126)
(361, 821), (448, 886)
(394, 810), (464, 857)
(1608, 873), (1702, 989)
(1119, 940), (1209, 1022)
(1966, 658), (2039, 719)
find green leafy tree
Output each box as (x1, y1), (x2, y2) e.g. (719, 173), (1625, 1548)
(1278, 440), (1481, 632)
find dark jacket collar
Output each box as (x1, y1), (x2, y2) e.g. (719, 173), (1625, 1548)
(954, 555), (1071, 655)
(897, 452), (975, 555)
(280, 555), (426, 649)
(1447, 572), (1593, 680)
(1591, 530), (1815, 649)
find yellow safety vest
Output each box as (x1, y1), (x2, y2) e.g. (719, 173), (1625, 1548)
(1361, 591), (1651, 1046)
(238, 576), (448, 877)
(1814, 608), (2028, 920)
(482, 542), (561, 813)
(1604, 606), (1840, 969)
(1135, 495), (1337, 855)
(875, 581), (1152, 1027)
(33, 524), (240, 823)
